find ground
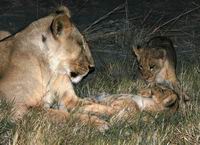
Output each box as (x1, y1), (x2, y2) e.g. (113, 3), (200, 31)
(0, 0), (200, 144)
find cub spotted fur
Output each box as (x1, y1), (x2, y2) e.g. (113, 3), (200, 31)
(0, 6), (111, 130)
(133, 36), (189, 102)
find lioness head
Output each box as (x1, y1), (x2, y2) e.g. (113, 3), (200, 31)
(133, 45), (166, 83)
(43, 6), (94, 83)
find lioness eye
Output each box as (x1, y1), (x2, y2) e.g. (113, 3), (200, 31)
(150, 64), (156, 70)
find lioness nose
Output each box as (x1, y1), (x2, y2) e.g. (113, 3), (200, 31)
(89, 65), (95, 73)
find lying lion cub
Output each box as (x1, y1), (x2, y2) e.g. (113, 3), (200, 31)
(82, 85), (179, 121)
(133, 36), (189, 102)
(0, 6), (112, 130)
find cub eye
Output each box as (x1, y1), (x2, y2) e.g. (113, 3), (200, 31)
(150, 64), (156, 71)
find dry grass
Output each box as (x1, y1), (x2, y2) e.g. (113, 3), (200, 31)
(0, 65), (200, 145)
(0, 0), (200, 145)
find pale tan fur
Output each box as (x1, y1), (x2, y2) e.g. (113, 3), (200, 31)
(133, 36), (189, 102)
(0, 7), (112, 131)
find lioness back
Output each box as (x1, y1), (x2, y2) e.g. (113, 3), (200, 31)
(0, 31), (11, 41)
(0, 31), (12, 77)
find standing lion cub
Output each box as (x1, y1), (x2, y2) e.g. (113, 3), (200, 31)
(133, 36), (189, 102)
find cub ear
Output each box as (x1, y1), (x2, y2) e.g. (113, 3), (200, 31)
(155, 49), (166, 60)
(55, 6), (71, 18)
(51, 15), (72, 38)
(132, 45), (143, 59)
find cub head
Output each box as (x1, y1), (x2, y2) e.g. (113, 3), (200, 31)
(44, 6), (94, 84)
(151, 86), (179, 111)
(138, 85), (179, 112)
(133, 45), (166, 83)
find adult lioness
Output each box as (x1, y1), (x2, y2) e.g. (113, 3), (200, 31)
(0, 6), (110, 130)
(133, 36), (189, 102)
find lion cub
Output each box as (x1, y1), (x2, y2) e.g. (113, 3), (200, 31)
(81, 85), (179, 121)
(133, 36), (189, 102)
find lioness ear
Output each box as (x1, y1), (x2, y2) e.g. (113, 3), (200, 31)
(55, 6), (71, 18)
(51, 15), (72, 38)
(132, 45), (143, 59)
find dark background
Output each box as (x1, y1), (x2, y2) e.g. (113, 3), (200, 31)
(0, 0), (200, 80)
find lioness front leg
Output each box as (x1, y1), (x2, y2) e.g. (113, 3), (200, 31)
(53, 75), (112, 114)
(42, 74), (79, 111)
(43, 75), (109, 131)
(50, 74), (79, 111)
(42, 80), (75, 112)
